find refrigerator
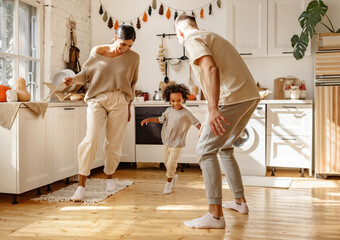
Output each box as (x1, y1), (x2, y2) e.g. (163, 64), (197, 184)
(315, 58), (340, 177)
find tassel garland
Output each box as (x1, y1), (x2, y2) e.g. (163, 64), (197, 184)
(143, 12), (148, 22)
(159, 4), (164, 15)
(136, 18), (141, 29)
(166, 8), (171, 19)
(114, 20), (119, 30)
(102, 11), (108, 22)
(152, 0), (157, 10)
(217, 0), (221, 8)
(174, 10), (178, 20)
(99, 0), (220, 30)
(99, 4), (103, 15)
(108, 17), (113, 28)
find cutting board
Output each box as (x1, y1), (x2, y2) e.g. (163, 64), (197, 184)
(274, 78), (285, 99)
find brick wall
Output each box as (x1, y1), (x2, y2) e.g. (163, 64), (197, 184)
(43, 0), (91, 98)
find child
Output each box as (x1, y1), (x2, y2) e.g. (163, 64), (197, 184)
(141, 84), (201, 194)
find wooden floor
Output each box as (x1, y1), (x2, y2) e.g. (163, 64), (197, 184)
(1, 164), (340, 240)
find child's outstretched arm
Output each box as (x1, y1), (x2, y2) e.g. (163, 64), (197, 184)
(141, 117), (160, 126)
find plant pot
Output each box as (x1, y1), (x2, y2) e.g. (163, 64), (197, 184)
(318, 33), (340, 51)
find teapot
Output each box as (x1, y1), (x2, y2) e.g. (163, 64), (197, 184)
(153, 89), (163, 101)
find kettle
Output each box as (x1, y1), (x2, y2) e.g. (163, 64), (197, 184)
(153, 89), (163, 101)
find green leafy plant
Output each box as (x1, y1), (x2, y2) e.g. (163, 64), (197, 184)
(291, 0), (340, 60)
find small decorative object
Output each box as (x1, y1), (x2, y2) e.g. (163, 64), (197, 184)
(159, 4), (164, 15)
(200, 8), (204, 19)
(290, 86), (300, 100)
(143, 12), (148, 22)
(152, 0), (157, 10)
(130, 21), (134, 27)
(284, 84), (292, 99)
(209, 4), (212, 15)
(192, 11), (195, 17)
(99, 4), (103, 15)
(102, 11), (108, 22)
(148, 6), (152, 16)
(0, 85), (11, 102)
(299, 81), (306, 99)
(16, 77), (31, 102)
(256, 82), (271, 100)
(108, 17), (113, 28)
(6, 90), (18, 102)
(136, 18), (141, 29)
(217, 0), (221, 8)
(174, 10), (178, 20)
(114, 20), (119, 30)
(166, 8), (171, 19)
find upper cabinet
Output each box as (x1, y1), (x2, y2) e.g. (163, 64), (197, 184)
(227, 0), (310, 57)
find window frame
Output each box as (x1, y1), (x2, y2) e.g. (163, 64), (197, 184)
(0, 0), (43, 101)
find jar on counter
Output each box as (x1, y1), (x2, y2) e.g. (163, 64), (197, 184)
(290, 86), (300, 100)
(141, 92), (149, 101)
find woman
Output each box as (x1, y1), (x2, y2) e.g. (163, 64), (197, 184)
(63, 24), (139, 201)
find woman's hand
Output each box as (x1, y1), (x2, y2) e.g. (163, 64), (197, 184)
(209, 108), (230, 137)
(63, 77), (72, 86)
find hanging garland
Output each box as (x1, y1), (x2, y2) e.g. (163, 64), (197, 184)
(98, 0), (221, 30)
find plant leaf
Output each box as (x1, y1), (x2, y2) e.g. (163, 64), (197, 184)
(336, 28), (340, 33)
(291, 35), (308, 60)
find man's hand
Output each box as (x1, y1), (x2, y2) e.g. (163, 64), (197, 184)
(209, 108), (230, 137)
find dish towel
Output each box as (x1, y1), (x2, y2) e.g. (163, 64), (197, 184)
(0, 102), (48, 130)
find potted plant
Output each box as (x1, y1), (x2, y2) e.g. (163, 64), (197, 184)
(291, 0), (340, 60)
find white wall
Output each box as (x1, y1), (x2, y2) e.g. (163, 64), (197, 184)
(90, 0), (340, 100)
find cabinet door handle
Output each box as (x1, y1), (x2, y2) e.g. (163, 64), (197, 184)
(239, 53), (253, 56)
(64, 107), (75, 110)
(282, 106), (296, 109)
(282, 51), (293, 54)
(186, 105), (199, 107)
(281, 137), (296, 141)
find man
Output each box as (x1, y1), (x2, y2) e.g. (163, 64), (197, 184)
(175, 14), (260, 229)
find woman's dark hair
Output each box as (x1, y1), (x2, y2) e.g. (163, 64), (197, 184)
(115, 24), (136, 41)
(162, 83), (190, 102)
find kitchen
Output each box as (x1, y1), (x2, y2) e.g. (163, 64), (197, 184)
(0, 0), (340, 239)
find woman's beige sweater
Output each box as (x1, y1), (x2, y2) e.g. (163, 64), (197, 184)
(72, 47), (140, 102)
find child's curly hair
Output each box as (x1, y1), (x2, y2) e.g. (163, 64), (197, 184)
(162, 83), (190, 102)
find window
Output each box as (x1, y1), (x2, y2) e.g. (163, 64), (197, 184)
(0, 0), (41, 101)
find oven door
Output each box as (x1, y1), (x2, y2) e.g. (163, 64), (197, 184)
(135, 106), (169, 144)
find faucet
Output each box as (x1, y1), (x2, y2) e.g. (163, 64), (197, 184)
(26, 82), (38, 88)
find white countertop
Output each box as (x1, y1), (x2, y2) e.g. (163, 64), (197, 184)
(133, 99), (313, 106)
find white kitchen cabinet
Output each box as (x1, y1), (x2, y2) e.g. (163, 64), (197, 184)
(227, 0), (310, 57)
(179, 104), (207, 163)
(268, 0), (310, 56)
(0, 107), (53, 195)
(266, 103), (313, 176)
(227, 0), (267, 56)
(52, 106), (81, 181)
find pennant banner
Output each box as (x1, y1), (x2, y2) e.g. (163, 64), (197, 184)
(98, 0), (221, 30)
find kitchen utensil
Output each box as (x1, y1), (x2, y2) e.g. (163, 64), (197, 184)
(153, 89), (163, 101)
(164, 61), (169, 83)
(179, 46), (188, 60)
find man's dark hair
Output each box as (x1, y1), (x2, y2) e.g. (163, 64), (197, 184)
(162, 84), (190, 102)
(116, 24), (136, 41)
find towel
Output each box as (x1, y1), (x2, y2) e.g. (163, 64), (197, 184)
(0, 102), (48, 130)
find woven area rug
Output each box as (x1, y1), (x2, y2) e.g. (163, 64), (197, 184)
(32, 178), (133, 204)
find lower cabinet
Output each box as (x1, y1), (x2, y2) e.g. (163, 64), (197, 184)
(266, 103), (313, 176)
(0, 107), (53, 194)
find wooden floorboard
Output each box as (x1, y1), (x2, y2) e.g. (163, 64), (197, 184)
(0, 165), (340, 240)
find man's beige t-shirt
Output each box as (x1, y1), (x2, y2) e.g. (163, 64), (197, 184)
(72, 47), (140, 102)
(184, 31), (260, 105)
(158, 107), (200, 148)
